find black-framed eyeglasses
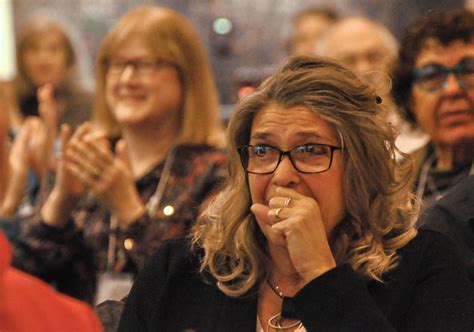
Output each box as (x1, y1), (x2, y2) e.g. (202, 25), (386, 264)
(412, 57), (474, 92)
(238, 143), (342, 174)
(106, 58), (172, 77)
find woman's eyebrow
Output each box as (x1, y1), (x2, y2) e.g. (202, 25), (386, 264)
(251, 131), (331, 141)
(250, 132), (271, 139)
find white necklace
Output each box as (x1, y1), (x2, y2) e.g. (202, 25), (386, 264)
(266, 279), (303, 332)
(266, 314), (303, 332)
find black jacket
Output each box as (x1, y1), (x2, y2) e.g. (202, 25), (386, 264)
(418, 174), (474, 280)
(119, 230), (474, 331)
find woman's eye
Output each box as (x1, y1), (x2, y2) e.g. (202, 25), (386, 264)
(296, 144), (325, 155)
(253, 146), (269, 156)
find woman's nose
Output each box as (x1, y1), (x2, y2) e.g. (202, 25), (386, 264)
(270, 156), (300, 187)
(442, 73), (464, 95)
(118, 65), (139, 83)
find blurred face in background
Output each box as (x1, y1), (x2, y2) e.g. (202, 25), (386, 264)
(317, 18), (396, 75)
(21, 27), (70, 87)
(410, 39), (474, 146)
(290, 14), (335, 56)
(105, 37), (183, 128)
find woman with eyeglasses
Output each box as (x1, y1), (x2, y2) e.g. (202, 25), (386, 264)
(12, 5), (227, 304)
(119, 56), (473, 331)
(392, 8), (474, 217)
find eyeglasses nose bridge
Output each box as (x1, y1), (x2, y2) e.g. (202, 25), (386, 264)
(442, 70), (464, 90)
(274, 150), (298, 172)
(118, 61), (141, 79)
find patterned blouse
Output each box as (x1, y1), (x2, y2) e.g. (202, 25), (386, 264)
(12, 144), (227, 303)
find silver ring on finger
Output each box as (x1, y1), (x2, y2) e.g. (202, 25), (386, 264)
(275, 207), (283, 219)
(283, 197), (292, 208)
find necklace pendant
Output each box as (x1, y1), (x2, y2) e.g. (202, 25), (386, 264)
(267, 313), (303, 332)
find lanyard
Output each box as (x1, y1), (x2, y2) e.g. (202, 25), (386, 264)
(106, 145), (177, 270)
(145, 146), (177, 217)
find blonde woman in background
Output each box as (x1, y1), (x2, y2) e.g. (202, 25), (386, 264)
(12, 5), (227, 304)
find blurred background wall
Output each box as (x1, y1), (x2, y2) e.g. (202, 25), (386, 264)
(11, 0), (465, 117)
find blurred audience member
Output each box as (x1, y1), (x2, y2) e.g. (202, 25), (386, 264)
(12, 5), (227, 304)
(0, 231), (103, 332)
(317, 16), (428, 155)
(288, 6), (338, 56)
(392, 8), (473, 216)
(316, 17), (397, 76)
(12, 14), (92, 131)
(0, 15), (93, 220)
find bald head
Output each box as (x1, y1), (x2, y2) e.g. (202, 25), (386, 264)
(289, 8), (338, 56)
(316, 17), (398, 75)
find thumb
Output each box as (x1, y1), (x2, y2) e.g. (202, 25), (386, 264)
(37, 83), (54, 102)
(60, 124), (71, 157)
(37, 84), (58, 129)
(250, 203), (270, 225)
(115, 139), (131, 170)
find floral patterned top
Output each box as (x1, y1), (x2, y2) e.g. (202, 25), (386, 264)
(12, 144), (227, 303)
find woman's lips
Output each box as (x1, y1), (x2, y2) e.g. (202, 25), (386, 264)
(438, 110), (473, 126)
(118, 94), (146, 103)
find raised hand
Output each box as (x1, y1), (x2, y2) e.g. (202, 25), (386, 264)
(41, 124), (85, 227)
(64, 124), (145, 228)
(0, 118), (34, 217)
(251, 186), (336, 284)
(56, 124), (86, 199)
(37, 84), (59, 133)
(31, 84), (59, 177)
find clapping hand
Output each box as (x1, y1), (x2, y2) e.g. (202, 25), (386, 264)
(63, 122), (145, 228)
(0, 84), (59, 217)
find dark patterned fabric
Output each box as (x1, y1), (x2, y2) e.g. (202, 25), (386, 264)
(12, 144), (227, 303)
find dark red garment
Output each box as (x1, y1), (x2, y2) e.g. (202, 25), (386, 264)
(0, 231), (103, 332)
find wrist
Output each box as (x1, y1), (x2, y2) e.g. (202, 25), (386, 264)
(115, 203), (146, 230)
(301, 262), (336, 284)
(41, 189), (79, 228)
(0, 199), (17, 217)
